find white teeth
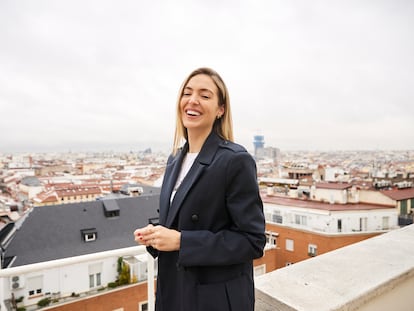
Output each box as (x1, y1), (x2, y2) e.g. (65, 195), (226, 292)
(186, 110), (201, 116)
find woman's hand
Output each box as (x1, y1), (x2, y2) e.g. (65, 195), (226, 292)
(134, 224), (181, 251)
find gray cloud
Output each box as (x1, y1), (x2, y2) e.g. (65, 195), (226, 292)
(1, 0), (413, 152)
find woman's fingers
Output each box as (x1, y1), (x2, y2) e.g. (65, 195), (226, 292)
(134, 225), (180, 251)
(134, 224), (154, 245)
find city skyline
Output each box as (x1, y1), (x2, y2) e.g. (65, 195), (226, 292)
(1, 0), (414, 153)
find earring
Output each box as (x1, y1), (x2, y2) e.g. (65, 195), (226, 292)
(217, 115), (221, 119)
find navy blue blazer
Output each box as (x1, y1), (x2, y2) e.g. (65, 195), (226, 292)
(151, 131), (266, 311)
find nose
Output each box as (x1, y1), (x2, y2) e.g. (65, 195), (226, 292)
(188, 94), (199, 105)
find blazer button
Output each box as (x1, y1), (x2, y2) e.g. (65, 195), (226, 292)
(191, 214), (199, 223)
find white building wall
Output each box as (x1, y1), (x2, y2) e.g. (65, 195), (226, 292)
(4, 257), (119, 307)
(18, 184), (43, 200)
(0, 246), (147, 310)
(324, 167), (347, 182)
(50, 262), (87, 297)
(333, 210), (398, 233)
(313, 188), (348, 204)
(264, 203), (398, 234)
(347, 186), (360, 203)
(359, 189), (395, 205)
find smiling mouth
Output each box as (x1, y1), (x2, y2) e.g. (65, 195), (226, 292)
(185, 109), (201, 116)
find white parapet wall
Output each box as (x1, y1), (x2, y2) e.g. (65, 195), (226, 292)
(255, 224), (414, 311)
(0, 245), (151, 310)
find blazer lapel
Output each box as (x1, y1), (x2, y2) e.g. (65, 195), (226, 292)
(165, 132), (222, 228)
(159, 146), (187, 225)
(165, 162), (205, 227)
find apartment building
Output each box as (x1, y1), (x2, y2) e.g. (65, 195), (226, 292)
(32, 185), (104, 206)
(256, 180), (401, 271)
(262, 195), (397, 269)
(1, 192), (160, 311)
(380, 187), (414, 216)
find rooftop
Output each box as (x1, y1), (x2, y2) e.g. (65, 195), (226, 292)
(261, 193), (394, 211)
(315, 181), (353, 190)
(3, 194), (159, 267)
(255, 224), (414, 311)
(381, 187), (414, 200)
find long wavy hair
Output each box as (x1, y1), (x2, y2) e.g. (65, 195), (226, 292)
(172, 67), (233, 155)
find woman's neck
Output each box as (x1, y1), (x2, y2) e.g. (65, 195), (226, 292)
(187, 129), (211, 153)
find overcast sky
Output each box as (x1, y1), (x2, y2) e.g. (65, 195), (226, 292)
(1, 0), (413, 153)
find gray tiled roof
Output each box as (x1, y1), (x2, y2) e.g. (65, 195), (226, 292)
(21, 176), (42, 187)
(4, 193), (160, 267)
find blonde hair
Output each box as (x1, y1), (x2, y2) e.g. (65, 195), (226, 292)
(172, 67), (233, 155)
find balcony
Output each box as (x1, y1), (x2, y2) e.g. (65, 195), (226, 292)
(255, 224), (414, 311)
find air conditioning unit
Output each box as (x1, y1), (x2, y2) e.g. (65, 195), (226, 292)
(10, 275), (25, 290)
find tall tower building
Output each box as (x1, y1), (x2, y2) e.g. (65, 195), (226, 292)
(253, 135), (265, 157)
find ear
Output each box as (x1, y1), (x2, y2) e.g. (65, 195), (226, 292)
(218, 105), (225, 118)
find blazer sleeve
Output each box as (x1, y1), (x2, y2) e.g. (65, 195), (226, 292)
(178, 151), (266, 267)
(146, 246), (159, 259)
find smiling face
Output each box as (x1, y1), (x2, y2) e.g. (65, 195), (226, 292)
(179, 74), (224, 137)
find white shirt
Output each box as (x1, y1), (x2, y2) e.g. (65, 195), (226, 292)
(170, 152), (198, 203)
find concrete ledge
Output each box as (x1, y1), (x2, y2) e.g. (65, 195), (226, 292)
(255, 224), (414, 311)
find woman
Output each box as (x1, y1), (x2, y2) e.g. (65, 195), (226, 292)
(134, 67), (265, 311)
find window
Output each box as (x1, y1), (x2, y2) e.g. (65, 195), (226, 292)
(81, 228), (97, 242)
(89, 273), (101, 288)
(382, 216), (389, 230)
(337, 219), (342, 232)
(85, 233), (96, 241)
(294, 214), (307, 226)
(285, 239), (294, 251)
(89, 263), (102, 288)
(137, 260), (148, 282)
(139, 302), (148, 311)
(271, 210), (282, 222)
(265, 231), (277, 247)
(301, 215), (307, 225)
(359, 217), (368, 231)
(400, 200), (408, 215)
(308, 244), (317, 257)
(106, 210), (120, 217)
(28, 289), (42, 296)
(103, 200), (120, 218)
(272, 214), (283, 223)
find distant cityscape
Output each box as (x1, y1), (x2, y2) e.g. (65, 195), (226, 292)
(1, 136), (414, 310)
(1, 136), (414, 211)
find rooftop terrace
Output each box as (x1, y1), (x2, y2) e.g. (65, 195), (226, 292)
(255, 224), (414, 311)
